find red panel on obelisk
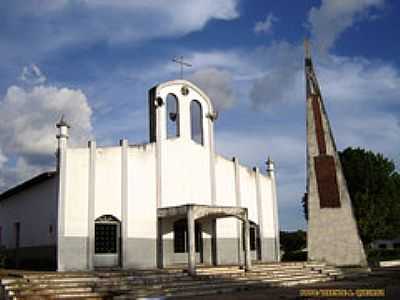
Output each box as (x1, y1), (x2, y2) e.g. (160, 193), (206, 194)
(314, 155), (341, 208)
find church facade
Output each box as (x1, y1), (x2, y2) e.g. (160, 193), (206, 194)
(0, 80), (280, 273)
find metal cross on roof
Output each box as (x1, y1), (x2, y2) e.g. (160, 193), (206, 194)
(172, 56), (192, 79)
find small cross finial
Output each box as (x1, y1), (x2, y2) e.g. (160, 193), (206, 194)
(56, 114), (70, 128)
(172, 56), (192, 79)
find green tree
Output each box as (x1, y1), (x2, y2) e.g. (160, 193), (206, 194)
(280, 230), (306, 253)
(303, 147), (400, 245)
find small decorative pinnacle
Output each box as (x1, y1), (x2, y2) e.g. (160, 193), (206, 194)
(266, 156), (275, 171)
(56, 114), (71, 128)
(206, 111), (219, 121)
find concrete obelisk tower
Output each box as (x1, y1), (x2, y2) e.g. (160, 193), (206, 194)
(305, 41), (367, 266)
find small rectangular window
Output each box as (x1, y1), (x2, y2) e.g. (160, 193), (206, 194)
(243, 224), (259, 252)
(173, 220), (201, 253)
(174, 222), (186, 253)
(15, 222), (20, 248)
(250, 227), (256, 251)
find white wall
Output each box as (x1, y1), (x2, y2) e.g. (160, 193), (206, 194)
(64, 148), (89, 237)
(65, 143), (158, 240)
(94, 147), (122, 220)
(215, 155), (237, 239)
(127, 143), (157, 239)
(161, 139), (211, 207)
(239, 165), (259, 224)
(259, 175), (276, 239)
(0, 176), (57, 248)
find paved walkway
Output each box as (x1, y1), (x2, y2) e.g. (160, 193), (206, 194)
(177, 267), (400, 300)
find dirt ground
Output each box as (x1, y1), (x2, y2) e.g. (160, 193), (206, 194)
(178, 267), (400, 300)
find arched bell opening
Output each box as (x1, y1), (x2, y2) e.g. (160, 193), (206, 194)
(166, 93), (180, 139)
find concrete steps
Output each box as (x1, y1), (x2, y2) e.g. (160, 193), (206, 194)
(0, 262), (345, 299)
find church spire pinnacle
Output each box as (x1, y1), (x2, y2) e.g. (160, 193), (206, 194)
(304, 41), (320, 97)
(304, 38), (311, 60)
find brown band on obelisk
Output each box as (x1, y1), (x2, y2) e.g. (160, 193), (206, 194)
(311, 95), (326, 155)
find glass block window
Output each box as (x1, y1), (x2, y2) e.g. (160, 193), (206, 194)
(95, 223), (117, 254)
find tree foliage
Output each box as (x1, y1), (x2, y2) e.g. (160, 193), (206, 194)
(303, 147), (400, 245)
(280, 230), (306, 253)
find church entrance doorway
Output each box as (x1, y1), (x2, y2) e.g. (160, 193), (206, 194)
(157, 205), (253, 275)
(94, 215), (121, 268)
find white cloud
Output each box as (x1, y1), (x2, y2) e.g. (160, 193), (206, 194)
(308, 0), (384, 53)
(254, 13), (278, 34)
(190, 68), (235, 111)
(0, 0), (239, 60)
(317, 56), (400, 104)
(19, 64), (47, 85)
(249, 42), (303, 109)
(0, 85), (92, 158)
(0, 73), (93, 190)
(0, 149), (7, 168)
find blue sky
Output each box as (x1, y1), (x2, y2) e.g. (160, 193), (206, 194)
(0, 0), (399, 231)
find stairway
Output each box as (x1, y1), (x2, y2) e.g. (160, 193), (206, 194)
(0, 262), (344, 299)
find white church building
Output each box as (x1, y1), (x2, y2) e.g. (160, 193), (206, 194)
(0, 80), (280, 274)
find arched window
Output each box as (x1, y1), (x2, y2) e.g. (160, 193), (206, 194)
(190, 100), (203, 145)
(166, 94), (179, 138)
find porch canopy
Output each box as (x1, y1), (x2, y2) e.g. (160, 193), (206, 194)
(157, 204), (252, 275)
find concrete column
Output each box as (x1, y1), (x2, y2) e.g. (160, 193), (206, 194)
(208, 118), (216, 206)
(243, 217), (252, 271)
(56, 117), (70, 272)
(87, 140), (96, 270)
(157, 218), (163, 268)
(120, 139), (128, 268)
(233, 157), (243, 267)
(187, 206), (196, 275)
(267, 157), (280, 261)
(211, 219), (217, 266)
(155, 97), (164, 208)
(254, 167), (264, 261)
